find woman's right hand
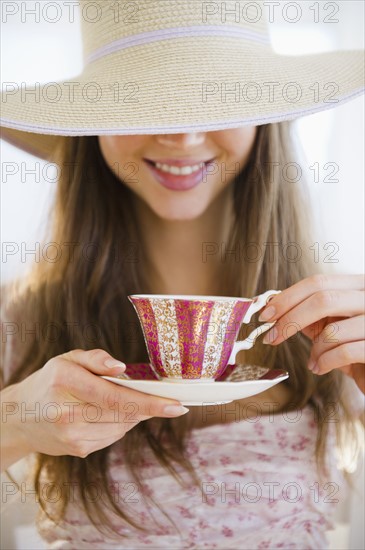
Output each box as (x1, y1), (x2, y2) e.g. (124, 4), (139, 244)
(1, 349), (189, 466)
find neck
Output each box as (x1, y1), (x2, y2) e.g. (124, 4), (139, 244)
(135, 189), (234, 295)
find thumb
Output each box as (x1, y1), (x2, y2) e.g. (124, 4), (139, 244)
(59, 348), (127, 376)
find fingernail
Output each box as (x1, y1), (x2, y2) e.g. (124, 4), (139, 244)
(164, 405), (190, 417)
(263, 327), (278, 344)
(308, 358), (315, 371)
(104, 359), (126, 371)
(308, 359), (319, 374)
(258, 305), (276, 322)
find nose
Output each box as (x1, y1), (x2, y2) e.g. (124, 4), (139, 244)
(155, 133), (206, 148)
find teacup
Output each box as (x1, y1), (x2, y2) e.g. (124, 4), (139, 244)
(128, 290), (281, 382)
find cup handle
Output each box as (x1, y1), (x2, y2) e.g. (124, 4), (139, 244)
(227, 290), (281, 364)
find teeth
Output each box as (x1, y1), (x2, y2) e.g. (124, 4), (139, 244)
(154, 162), (204, 175)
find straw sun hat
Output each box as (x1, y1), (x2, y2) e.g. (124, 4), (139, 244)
(1, 0), (364, 161)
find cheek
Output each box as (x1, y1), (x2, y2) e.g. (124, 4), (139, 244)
(98, 136), (151, 193)
(220, 127), (257, 161)
(98, 136), (146, 165)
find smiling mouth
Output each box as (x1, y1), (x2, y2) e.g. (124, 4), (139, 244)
(144, 158), (216, 176)
(143, 157), (217, 191)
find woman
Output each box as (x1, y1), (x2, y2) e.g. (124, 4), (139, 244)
(1, 1), (364, 548)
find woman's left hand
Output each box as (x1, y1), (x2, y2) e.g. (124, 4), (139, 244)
(258, 274), (365, 393)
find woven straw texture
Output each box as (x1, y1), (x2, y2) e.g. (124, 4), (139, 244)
(1, 0), (364, 160)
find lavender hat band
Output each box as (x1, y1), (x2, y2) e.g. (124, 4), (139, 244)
(86, 25), (270, 65)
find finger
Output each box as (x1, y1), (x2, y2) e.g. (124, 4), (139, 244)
(56, 365), (190, 419)
(312, 341), (365, 375)
(72, 405), (153, 424)
(300, 316), (343, 342)
(84, 427), (145, 455)
(79, 406), (153, 424)
(45, 349), (190, 418)
(63, 421), (137, 441)
(59, 348), (127, 376)
(262, 290), (364, 345)
(339, 364), (365, 394)
(258, 274), (365, 323)
(61, 396), (153, 424)
(308, 315), (365, 369)
(65, 423), (138, 457)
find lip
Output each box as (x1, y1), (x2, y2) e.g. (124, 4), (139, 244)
(143, 158), (216, 191)
(144, 158), (215, 167)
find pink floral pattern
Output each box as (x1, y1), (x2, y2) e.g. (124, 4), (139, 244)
(34, 408), (346, 549)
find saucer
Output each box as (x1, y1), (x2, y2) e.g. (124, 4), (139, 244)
(101, 363), (289, 406)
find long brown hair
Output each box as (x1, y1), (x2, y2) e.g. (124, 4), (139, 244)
(2, 122), (359, 538)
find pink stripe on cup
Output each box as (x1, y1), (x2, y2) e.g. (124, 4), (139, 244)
(175, 299), (214, 378)
(131, 298), (167, 377)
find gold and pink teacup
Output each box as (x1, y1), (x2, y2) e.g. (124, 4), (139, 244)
(128, 290), (281, 382)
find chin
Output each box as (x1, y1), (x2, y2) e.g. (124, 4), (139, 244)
(150, 197), (210, 221)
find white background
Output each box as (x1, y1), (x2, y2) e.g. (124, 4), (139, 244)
(1, 1), (364, 549)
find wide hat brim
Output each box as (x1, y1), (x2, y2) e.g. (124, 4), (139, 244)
(1, 36), (364, 161)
